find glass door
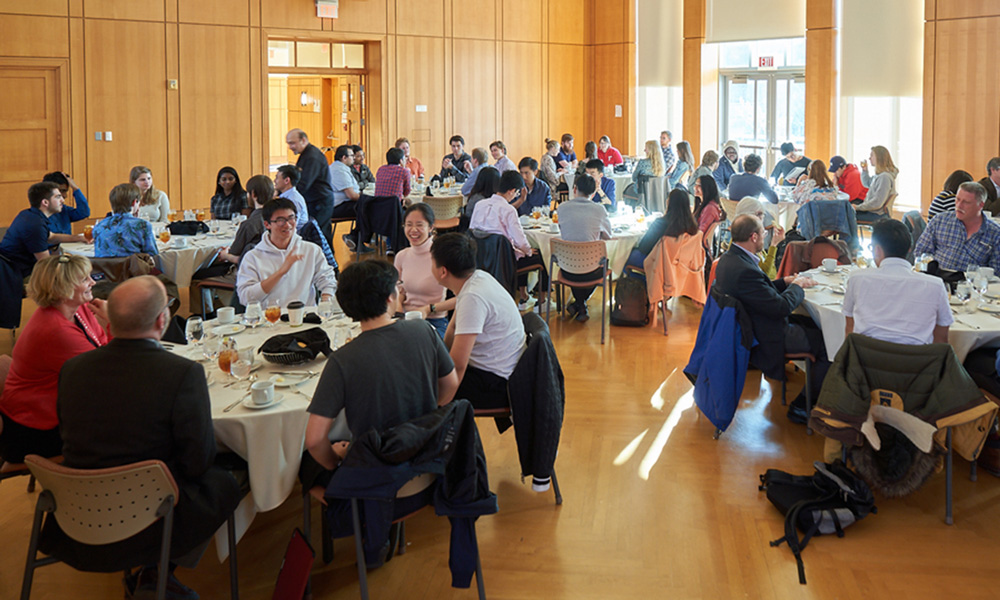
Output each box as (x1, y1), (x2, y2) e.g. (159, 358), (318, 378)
(721, 72), (805, 177)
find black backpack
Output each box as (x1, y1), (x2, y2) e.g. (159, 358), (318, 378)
(610, 276), (649, 327)
(759, 460), (877, 585)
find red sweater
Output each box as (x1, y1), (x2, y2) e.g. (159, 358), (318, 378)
(838, 163), (868, 202)
(0, 306), (109, 430)
(598, 147), (624, 166)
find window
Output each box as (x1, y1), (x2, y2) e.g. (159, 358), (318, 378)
(267, 41), (365, 70)
(715, 38), (805, 70)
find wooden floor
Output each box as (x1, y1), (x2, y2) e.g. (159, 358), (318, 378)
(3, 251), (1000, 599)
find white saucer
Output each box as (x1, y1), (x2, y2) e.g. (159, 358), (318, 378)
(829, 285), (845, 295)
(978, 304), (1000, 313)
(949, 297), (964, 306)
(210, 324), (246, 336)
(242, 393), (285, 410)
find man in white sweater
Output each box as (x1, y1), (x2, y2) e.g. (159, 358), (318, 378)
(237, 198), (337, 307)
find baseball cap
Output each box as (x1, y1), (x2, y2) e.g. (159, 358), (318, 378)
(828, 156), (846, 172)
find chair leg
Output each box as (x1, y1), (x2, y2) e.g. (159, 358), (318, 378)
(227, 515), (239, 600)
(781, 378), (787, 406)
(945, 427), (954, 525)
(970, 459), (978, 482)
(472, 526), (486, 600)
(551, 470), (563, 506)
(303, 494), (313, 598)
(20, 496), (48, 600)
(27, 474), (35, 493)
(350, 499), (369, 600)
(157, 505), (175, 600)
(804, 360), (813, 436)
(201, 286), (212, 318)
(661, 301), (668, 336)
(600, 276), (606, 345)
(321, 505), (333, 564)
(397, 522), (406, 555)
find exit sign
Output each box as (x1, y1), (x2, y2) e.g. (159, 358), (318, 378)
(758, 56), (774, 68)
(316, 0), (338, 18)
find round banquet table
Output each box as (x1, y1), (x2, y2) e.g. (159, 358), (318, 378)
(62, 225), (236, 288)
(522, 214), (646, 278)
(769, 188), (850, 231)
(798, 265), (1000, 361)
(169, 312), (360, 559)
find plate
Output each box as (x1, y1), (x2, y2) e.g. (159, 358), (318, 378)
(242, 393), (285, 410)
(269, 373), (312, 387)
(985, 292), (1000, 300)
(978, 304), (1000, 313)
(829, 285), (845, 295)
(949, 296), (963, 306)
(210, 323), (246, 336)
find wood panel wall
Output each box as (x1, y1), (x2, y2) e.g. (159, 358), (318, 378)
(682, 0), (706, 162)
(922, 0), (1000, 211)
(0, 0), (636, 224)
(805, 0), (836, 164)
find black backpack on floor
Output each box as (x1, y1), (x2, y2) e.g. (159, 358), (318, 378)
(759, 460), (877, 585)
(610, 276), (649, 327)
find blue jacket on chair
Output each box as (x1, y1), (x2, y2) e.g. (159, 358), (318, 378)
(684, 287), (757, 432)
(796, 199), (860, 255)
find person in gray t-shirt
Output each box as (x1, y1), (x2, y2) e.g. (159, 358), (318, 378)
(554, 175), (612, 322)
(303, 260), (458, 485)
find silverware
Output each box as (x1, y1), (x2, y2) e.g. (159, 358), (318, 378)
(223, 395), (249, 412)
(273, 370), (318, 377)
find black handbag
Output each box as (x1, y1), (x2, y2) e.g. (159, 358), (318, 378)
(258, 326), (332, 365)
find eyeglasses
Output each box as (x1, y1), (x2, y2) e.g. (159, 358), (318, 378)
(268, 216), (297, 226)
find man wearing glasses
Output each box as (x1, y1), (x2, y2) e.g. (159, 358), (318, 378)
(236, 198), (337, 307)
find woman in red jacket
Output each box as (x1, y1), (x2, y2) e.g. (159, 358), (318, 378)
(0, 254), (109, 463)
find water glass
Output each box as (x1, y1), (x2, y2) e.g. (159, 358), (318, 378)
(317, 299), (334, 322)
(202, 334), (222, 360)
(955, 282), (972, 311)
(185, 317), (204, 345)
(230, 348), (254, 381)
(244, 301), (262, 327)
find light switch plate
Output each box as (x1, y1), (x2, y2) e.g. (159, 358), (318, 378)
(105, 131), (113, 141)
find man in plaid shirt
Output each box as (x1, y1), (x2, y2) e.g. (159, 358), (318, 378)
(915, 181), (1000, 272)
(375, 147), (412, 200)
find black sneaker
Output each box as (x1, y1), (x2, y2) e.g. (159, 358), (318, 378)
(341, 234), (357, 251)
(133, 567), (200, 600)
(575, 306), (590, 322)
(786, 394), (809, 425)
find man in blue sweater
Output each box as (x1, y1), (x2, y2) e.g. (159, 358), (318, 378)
(726, 153), (778, 204)
(41, 172), (90, 235)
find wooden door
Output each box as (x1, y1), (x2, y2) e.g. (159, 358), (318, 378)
(343, 75), (363, 147)
(0, 64), (63, 225)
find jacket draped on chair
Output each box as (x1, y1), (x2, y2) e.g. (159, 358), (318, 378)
(643, 231), (707, 306)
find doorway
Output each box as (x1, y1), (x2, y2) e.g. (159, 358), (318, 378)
(266, 40), (368, 171)
(720, 72), (805, 177)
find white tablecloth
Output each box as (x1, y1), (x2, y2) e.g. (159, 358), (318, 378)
(611, 173), (633, 195)
(799, 266), (1000, 361)
(63, 230), (234, 288)
(170, 315), (360, 559)
(523, 216), (645, 278)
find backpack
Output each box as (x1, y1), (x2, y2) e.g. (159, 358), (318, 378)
(610, 276), (649, 326)
(758, 460), (877, 585)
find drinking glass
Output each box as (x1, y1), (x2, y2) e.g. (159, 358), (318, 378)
(202, 334), (222, 360)
(317, 299), (334, 322)
(264, 299), (282, 326)
(966, 264), (979, 282)
(185, 317), (203, 346)
(83, 224), (93, 242)
(955, 281), (972, 307)
(159, 229), (171, 243)
(244, 301), (262, 328)
(230, 348), (254, 382)
(217, 346), (236, 375)
(975, 273), (989, 297)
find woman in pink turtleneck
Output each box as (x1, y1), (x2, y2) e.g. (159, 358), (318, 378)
(394, 204), (456, 338)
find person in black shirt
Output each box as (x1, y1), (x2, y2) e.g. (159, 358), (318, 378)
(286, 128), (335, 244)
(350, 145), (376, 186)
(440, 134), (473, 182)
(770, 142), (812, 185)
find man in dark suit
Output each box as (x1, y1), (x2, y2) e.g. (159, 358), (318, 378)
(979, 156), (1000, 215)
(713, 215), (830, 419)
(286, 128), (336, 244)
(45, 276), (241, 599)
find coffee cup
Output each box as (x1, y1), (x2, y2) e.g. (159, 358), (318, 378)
(173, 237), (188, 248)
(548, 223), (559, 233)
(251, 380), (275, 406)
(405, 310), (423, 320)
(287, 301), (305, 327)
(217, 307), (236, 324)
(821, 258), (837, 273)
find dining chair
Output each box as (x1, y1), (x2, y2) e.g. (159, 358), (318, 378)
(20, 455), (240, 600)
(420, 195), (464, 231)
(0, 354), (41, 493)
(546, 239), (610, 344)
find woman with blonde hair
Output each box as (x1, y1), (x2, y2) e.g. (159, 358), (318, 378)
(791, 159), (839, 204)
(0, 254), (109, 464)
(129, 165), (171, 222)
(540, 139), (561, 187)
(855, 145), (898, 222)
(632, 140), (666, 184)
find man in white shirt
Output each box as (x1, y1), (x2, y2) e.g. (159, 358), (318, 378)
(274, 164), (309, 231)
(236, 199), (337, 307)
(843, 219), (952, 345)
(555, 174), (612, 322)
(431, 233), (526, 410)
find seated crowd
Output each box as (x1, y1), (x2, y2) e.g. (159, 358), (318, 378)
(6, 126), (1000, 598)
